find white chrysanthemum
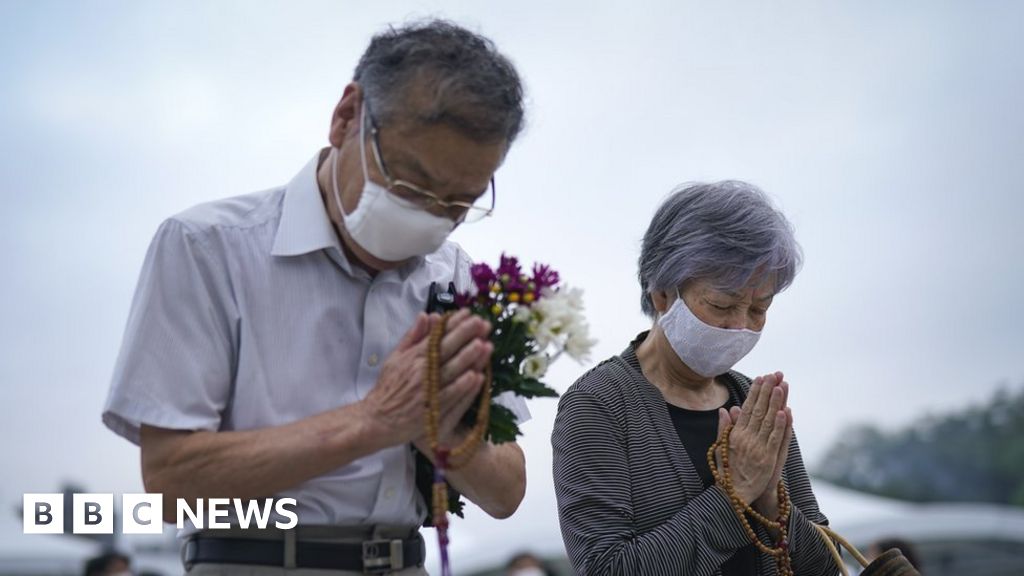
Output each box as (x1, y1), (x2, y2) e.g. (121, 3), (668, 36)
(513, 305), (532, 324)
(521, 353), (549, 379)
(564, 328), (596, 362)
(531, 318), (557, 349)
(524, 284), (596, 362)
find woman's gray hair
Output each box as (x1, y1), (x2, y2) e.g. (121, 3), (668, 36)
(638, 181), (803, 319)
(354, 19), (525, 144)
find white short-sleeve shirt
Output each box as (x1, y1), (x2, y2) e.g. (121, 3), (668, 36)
(103, 151), (529, 529)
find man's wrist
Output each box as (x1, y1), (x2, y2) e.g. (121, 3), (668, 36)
(346, 401), (394, 453)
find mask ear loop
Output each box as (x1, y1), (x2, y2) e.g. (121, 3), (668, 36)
(329, 147), (348, 219)
(330, 101), (373, 221)
(358, 100), (373, 183)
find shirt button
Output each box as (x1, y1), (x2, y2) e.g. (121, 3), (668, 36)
(384, 487), (395, 500)
(368, 353), (379, 367)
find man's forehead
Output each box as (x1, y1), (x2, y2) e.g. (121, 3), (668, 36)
(375, 120), (503, 198)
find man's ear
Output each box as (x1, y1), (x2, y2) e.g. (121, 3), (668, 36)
(328, 83), (362, 147)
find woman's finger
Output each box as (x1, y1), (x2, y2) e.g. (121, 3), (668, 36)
(715, 407), (732, 470)
(735, 377), (763, 429)
(757, 385), (786, 439)
(777, 407), (793, 464)
(765, 408), (788, 455)
(749, 373), (777, 430)
(717, 407), (732, 439)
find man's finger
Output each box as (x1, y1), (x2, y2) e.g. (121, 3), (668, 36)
(440, 340), (492, 387)
(446, 375), (483, 427)
(439, 315), (490, 361)
(396, 313), (430, 352)
(437, 372), (484, 438)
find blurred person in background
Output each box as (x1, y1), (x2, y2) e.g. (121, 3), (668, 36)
(505, 551), (557, 576)
(553, 181), (841, 574)
(867, 538), (923, 573)
(84, 551), (131, 576)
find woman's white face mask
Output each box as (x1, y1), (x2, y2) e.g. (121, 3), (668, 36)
(328, 104), (455, 262)
(658, 290), (762, 377)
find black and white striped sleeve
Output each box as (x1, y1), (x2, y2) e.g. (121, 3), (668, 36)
(552, 389), (752, 576)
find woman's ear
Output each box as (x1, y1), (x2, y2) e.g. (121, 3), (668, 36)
(650, 289), (671, 315)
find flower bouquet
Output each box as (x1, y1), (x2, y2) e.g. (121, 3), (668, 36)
(453, 254), (595, 442)
(420, 253), (595, 575)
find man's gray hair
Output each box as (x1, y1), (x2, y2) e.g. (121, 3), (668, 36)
(354, 19), (525, 144)
(638, 181), (803, 319)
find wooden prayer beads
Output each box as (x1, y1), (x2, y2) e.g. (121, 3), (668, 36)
(707, 424), (794, 576)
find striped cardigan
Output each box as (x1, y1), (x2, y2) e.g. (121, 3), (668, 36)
(552, 340), (840, 575)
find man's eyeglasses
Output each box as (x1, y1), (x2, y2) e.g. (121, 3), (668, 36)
(365, 109), (496, 224)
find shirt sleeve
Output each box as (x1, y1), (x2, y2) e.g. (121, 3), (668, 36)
(103, 218), (238, 445)
(449, 243), (532, 425)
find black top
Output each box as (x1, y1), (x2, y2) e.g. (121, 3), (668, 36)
(667, 397), (758, 575)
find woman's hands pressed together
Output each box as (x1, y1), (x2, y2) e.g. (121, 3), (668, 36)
(716, 372), (794, 518)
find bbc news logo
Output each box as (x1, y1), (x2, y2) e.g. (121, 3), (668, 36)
(23, 494), (298, 534)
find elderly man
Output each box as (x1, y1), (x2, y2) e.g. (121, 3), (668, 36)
(103, 20), (528, 575)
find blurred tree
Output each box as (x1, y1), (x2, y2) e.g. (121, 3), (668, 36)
(817, 383), (1024, 506)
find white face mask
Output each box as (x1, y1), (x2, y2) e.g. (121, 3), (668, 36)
(329, 105), (455, 262)
(658, 291), (761, 377)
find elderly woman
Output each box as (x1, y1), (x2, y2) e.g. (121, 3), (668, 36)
(552, 181), (839, 575)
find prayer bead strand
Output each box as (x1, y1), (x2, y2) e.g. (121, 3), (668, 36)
(707, 425), (794, 576)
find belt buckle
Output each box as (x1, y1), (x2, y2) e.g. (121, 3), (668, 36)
(362, 539), (404, 574)
(182, 538), (197, 570)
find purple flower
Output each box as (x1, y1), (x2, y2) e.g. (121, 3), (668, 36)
(496, 253), (522, 280)
(470, 263), (496, 295)
(454, 291), (475, 308)
(505, 273), (526, 294)
(531, 263), (560, 292)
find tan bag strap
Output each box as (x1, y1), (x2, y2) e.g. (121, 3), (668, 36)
(813, 523), (869, 576)
(813, 523), (921, 576)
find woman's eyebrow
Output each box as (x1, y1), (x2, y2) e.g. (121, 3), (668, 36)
(716, 291), (774, 302)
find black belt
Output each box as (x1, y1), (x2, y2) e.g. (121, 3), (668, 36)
(183, 535), (424, 573)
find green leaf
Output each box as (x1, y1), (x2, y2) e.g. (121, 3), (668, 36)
(516, 377), (560, 399)
(487, 404), (522, 445)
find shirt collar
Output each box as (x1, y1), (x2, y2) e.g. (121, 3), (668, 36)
(271, 150), (427, 282)
(271, 150), (342, 259)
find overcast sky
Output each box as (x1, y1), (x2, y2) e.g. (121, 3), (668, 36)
(1, 0), (1022, 568)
